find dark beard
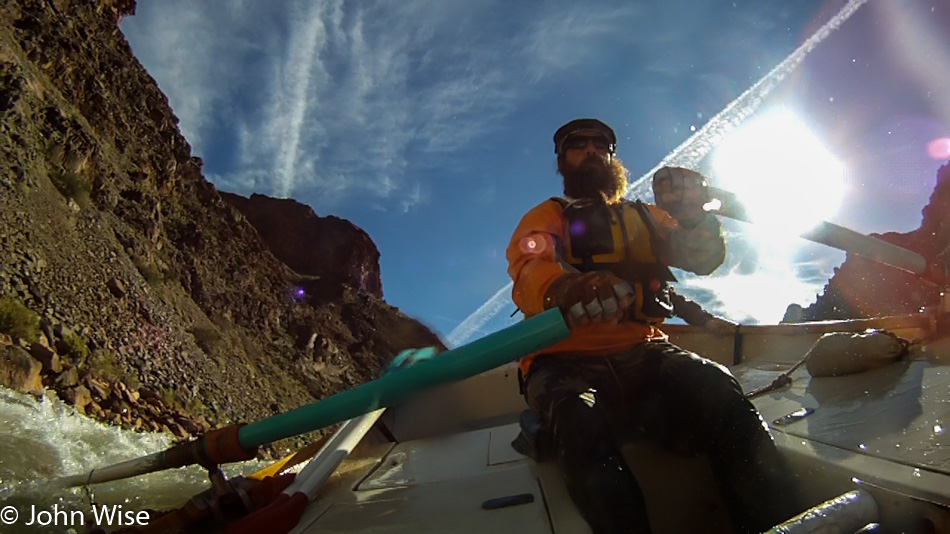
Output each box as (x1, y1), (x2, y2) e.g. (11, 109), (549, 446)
(560, 155), (627, 203)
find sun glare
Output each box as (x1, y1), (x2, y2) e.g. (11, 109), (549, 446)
(711, 111), (844, 235)
(683, 264), (823, 324)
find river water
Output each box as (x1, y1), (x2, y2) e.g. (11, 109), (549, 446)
(0, 387), (266, 534)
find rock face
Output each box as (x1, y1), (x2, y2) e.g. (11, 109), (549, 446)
(220, 192), (383, 299)
(0, 1), (444, 442)
(791, 163), (950, 321)
(0, 345), (43, 396)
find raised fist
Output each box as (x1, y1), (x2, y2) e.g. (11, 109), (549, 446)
(652, 166), (710, 227)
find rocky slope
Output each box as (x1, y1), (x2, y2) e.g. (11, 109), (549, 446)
(787, 162), (950, 321)
(0, 0), (443, 446)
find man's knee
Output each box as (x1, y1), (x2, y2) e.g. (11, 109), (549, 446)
(668, 352), (743, 402)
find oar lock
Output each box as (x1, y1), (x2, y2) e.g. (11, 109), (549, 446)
(154, 424), (263, 529)
(163, 424), (259, 471)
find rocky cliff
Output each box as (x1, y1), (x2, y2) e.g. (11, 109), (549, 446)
(788, 162), (950, 321)
(219, 192), (384, 300)
(0, 0), (443, 445)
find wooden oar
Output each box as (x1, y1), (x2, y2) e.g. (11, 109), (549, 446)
(708, 186), (945, 284)
(246, 433), (333, 481)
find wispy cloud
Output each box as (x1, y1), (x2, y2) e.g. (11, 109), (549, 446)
(399, 182), (427, 213)
(523, 5), (642, 82)
(122, 0), (551, 212)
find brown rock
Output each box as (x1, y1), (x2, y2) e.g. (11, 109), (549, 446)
(55, 366), (80, 388)
(30, 342), (62, 373)
(138, 387), (163, 404)
(0, 346), (44, 396)
(105, 398), (131, 416)
(174, 415), (203, 435)
(116, 381), (139, 403)
(84, 376), (111, 401)
(87, 402), (104, 417)
(165, 423), (186, 438)
(106, 277), (127, 298)
(194, 414), (212, 429)
(61, 385), (92, 413)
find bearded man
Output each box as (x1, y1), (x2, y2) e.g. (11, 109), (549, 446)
(505, 118), (796, 533)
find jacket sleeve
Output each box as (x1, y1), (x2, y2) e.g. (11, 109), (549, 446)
(506, 201), (569, 316)
(646, 204), (725, 275)
(670, 288), (714, 326)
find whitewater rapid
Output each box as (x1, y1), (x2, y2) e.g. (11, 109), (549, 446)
(0, 386), (265, 534)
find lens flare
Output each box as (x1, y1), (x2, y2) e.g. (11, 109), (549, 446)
(519, 234), (547, 254)
(927, 137), (950, 160)
(569, 220), (587, 236)
(289, 286), (306, 302)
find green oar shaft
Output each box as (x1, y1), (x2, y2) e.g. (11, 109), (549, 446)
(238, 308), (568, 449)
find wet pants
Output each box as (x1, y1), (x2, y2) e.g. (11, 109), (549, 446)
(524, 341), (798, 534)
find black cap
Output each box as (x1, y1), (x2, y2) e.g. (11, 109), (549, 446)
(553, 118), (617, 155)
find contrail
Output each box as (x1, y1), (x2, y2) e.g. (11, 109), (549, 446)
(447, 282), (514, 347)
(274, 4), (326, 198)
(448, 0), (869, 346)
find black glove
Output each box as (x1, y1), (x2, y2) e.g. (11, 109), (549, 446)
(652, 166), (710, 228)
(543, 271), (634, 328)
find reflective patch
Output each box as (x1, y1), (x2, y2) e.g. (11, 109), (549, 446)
(578, 388), (597, 408)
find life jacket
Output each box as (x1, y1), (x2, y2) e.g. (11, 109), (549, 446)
(551, 197), (677, 324)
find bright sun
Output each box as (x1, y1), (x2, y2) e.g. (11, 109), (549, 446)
(711, 111), (845, 235)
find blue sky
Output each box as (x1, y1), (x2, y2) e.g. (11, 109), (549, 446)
(121, 0), (950, 345)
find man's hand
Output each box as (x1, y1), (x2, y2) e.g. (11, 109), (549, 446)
(652, 166), (710, 228)
(386, 346), (441, 374)
(543, 271), (635, 328)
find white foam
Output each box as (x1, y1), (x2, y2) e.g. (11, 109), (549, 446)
(0, 387), (266, 515)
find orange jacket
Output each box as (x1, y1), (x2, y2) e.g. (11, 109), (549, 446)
(507, 199), (680, 375)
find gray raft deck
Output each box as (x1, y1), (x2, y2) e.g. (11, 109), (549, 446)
(295, 318), (948, 533)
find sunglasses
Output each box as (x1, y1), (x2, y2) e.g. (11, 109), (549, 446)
(561, 134), (612, 152)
